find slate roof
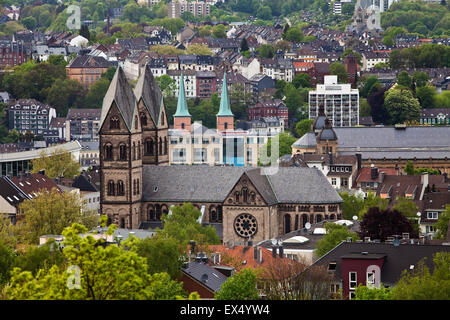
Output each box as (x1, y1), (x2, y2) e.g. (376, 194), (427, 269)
(142, 166), (342, 205)
(0, 177), (27, 207)
(100, 67), (136, 131)
(181, 261), (228, 293)
(313, 242), (450, 284)
(292, 132), (316, 148)
(134, 64), (163, 126)
(293, 126), (450, 160)
(67, 55), (112, 68)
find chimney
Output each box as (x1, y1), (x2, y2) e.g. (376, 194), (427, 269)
(356, 153), (362, 171)
(370, 165), (378, 180)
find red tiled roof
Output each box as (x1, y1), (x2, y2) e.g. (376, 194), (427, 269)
(206, 245), (300, 272)
(293, 62), (314, 69)
(356, 167), (398, 183)
(10, 173), (60, 199)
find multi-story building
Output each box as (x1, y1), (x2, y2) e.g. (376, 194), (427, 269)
(248, 99), (288, 128)
(168, 70), (197, 98)
(260, 58), (294, 82)
(65, 109), (101, 142)
(66, 55), (113, 90)
(196, 71), (217, 98)
(420, 108), (450, 125)
(0, 39), (28, 69)
(8, 99), (56, 136)
(148, 58), (167, 77)
(168, 1), (210, 18)
(309, 75), (359, 127)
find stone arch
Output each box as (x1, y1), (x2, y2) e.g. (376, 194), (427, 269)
(301, 214), (308, 228)
(161, 204), (169, 216)
(330, 214), (336, 220)
(147, 204), (155, 221)
(119, 143), (127, 160)
(117, 180), (124, 196)
(107, 180), (115, 196)
(155, 204), (162, 220)
(316, 214), (323, 223)
(104, 143), (113, 160)
(145, 138), (154, 156)
(284, 214), (291, 234)
(209, 205), (217, 222)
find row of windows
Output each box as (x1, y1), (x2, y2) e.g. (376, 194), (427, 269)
(107, 179), (140, 196)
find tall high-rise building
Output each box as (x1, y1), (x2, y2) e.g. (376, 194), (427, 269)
(309, 76), (359, 127)
(168, 1), (211, 18)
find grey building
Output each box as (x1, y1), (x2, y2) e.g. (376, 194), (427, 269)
(66, 108), (101, 142)
(8, 99), (56, 136)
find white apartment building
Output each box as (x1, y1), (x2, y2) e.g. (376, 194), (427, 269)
(309, 75), (359, 127)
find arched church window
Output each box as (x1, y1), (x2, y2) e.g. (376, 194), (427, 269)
(159, 137), (162, 154)
(164, 137), (168, 155)
(145, 139), (154, 156)
(117, 180), (124, 196)
(133, 142), (136, 160)
(107, 180), (115, 196)
(119, 144), (127, 161)
(242, 187), (248, 203)
(104, 144), (113, 160)
(234, 191), (240, 203)
(110, 116), (120, 130)
(140, 113), (147, 126)
(138, 141), (141, 159)
(135, 115), (138, 130)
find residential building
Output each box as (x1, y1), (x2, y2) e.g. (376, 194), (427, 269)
(248, 99), (288, 128)
(168, 70), (197, 98)
(196, 71), (217, 98)
(420, 108), (450, 125)
(309, 75), (359, 127)
(312, 241), (449, 299)
(8, 99), (56, 136)
(260, 58), (294, 82)
(65, 108), (101, 142)
(49, 117), (67, 141)
(79, 142), (100, 169)
(0, 39), (28, 69)
(66, 55), (113, 89)
(168, 1), (211, 19)
(249, 74), (275, 99)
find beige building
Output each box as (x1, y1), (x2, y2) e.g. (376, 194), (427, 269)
(168, 1), (210, 18)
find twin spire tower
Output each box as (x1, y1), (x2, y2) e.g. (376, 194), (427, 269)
(173, 72), (234, 132)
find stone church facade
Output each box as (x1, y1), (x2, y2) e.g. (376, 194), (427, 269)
(99, 66), (343, 243)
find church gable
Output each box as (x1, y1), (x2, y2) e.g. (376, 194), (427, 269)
(157, 99), (168, 129)
(100, 101), (131, 135)
(137, 98), (156, 130)
(224, 172), (268, 207)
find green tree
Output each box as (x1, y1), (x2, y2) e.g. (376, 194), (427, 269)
(259, 132), (297, 164)
(404, 160), (415, 175)
(316, 223), (360, 257)
(186, 44), (212, 56)
(397, 71), (412, 88)
(18, 188), (98, 245)
(359, 98), (372, 117)
(384, 88), (421, 125)
(339, 192), (365, 220)
(158, 203), (220, 246)
(391, 252), (450, 300)
(0, 241), (16, 286)
(240, 37), (249, 52)
(354, 284), (393, 300)
(156, 74), (176, 97)
(435, 205), (450, 240)
(358, 191), (389, 218)
(292, 73), (311, 89)
(215, 269), (259, 300)
(257, 44), (275, 58)
(360, 76), (380, 98)
(295, 119), (314, 138)
(21, 16), (37, 30)
(46, 78), (85, 115)
(31, 148), (81, 179)
(329, 62), (348, 83)
(136, 237), (185, 279)
(14, 240), (65, 277)
(212, 24), (227, 38)
(416, 85), (437, 109)
(284, 27), (304, 43)
(0, 215), (20, 250)
(5, 223), (187, 300)
(413, 71), (430, 88)
(84, 78), (111, 109)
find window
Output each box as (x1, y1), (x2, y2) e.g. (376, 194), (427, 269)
(349, 292), (356, 300)
(145, 139), (154, 156)
(119, 144), (127, 160)
(104, 144), (113, 160)
(134, 115), (138, 130)
(107, 180), (115, 196)
(349, 272), (357, 290)
(341, 178), (348, 187)
(110, 116), (120, 130)
(331, 178), (337, 186)
(367, 272), (375, 288)
(117, 180), (124, 196)
(328, 262), (337, 271)
(427, 211), (439, 219)
(330, 283), (340, 293)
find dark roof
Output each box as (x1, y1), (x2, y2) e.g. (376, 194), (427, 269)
(9, 173), (60, 198)
(72, 174), (98, 192)
(67, 55), (112, 69)
(142, 166), (342, 205)
(101, 67), (136, 131)
(313, 242), (450, 284)
(134, 64), (163, 126)
(181, 261), (228, 293)
(66, 108), (101, 120)
(0, 177), (27, 207)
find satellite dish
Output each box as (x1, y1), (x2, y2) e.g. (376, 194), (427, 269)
(305, 222), (311, 230)
(352, 216), (358, 221)
(271, 238), (277, 246)
(417, 212), (421, 217)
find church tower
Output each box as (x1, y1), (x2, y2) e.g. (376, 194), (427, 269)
(216, 73), (234, 132)
(99, 67), (143, 228)
(134, 64), (169, 165)
(173, 72), (192, 131)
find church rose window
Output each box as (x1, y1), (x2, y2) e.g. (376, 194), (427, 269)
(234, 213), (257, 238)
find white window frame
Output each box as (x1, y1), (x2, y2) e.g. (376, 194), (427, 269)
(367, 272), (375, 288)
(427, 211), (439, 220)
(349, 272), (357, 290)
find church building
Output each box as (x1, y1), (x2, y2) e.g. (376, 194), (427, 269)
(99, 66), (343, 244)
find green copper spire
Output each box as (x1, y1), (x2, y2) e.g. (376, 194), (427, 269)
(174, 72), (191, 117)
(217, 72), (233, 117)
